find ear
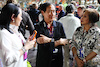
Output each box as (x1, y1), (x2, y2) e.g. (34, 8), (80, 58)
(11, 14), (15, 21)
(41, 10), (44, 16)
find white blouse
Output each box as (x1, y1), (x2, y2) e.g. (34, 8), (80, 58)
(0, 24), (27, 67)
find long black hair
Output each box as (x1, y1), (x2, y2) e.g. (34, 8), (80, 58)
(0, 3), (20, 32)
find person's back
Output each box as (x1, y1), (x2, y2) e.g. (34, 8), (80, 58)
(59, 4), (81, 38)
(27, 4), (39, 25)
(59, 14), (80, 39)
(58, 4), (81, 67)
(19, 10), (34, 38)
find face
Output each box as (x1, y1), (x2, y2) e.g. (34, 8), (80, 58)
(42, 4), (56, 23)
(14, 9), (22, 26)
(80, 11), (90, 25)
(77, 8), (83, 17)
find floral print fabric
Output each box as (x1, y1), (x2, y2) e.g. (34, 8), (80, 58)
(71, 26), (100, 66)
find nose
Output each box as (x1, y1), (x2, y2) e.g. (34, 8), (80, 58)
(51, 11), (53, 16)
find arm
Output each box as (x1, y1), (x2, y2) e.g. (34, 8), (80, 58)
(0, 31), (36, 66)
(19, 39), (36, 57)
(84, 51), (97, 62)
(71, 29), (84, 67)
(37, 34), (68, 47)
(72, 46), (84, 67)
(83, 33), (100, 63)
(26, 12), (34, 35)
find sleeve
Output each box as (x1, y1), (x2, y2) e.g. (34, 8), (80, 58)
(26, 12), (34, 35)
(59, 22), (66, 38)
(0, 31), (20, 66)
(93, 32), (100, 54)
(70, 31), (77, 50)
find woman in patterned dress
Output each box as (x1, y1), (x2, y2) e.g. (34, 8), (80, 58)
(71, 8), (100, 67)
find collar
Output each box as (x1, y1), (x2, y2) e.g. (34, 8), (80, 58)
(43, 20), (57, 28)
(9, 24), (19, 34)
(67, 13), (74, 16)
(81, 26), (98, 34)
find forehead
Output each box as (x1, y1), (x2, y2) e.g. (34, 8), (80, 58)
(46, 4), (55, 10)
(78, 8), (83, 10)
(84, 10), (89, 15)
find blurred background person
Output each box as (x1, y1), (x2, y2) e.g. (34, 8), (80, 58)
(58, 4), (81, 67)
(0, 3), (36, 67)
(75, 5), (86, 19)
(27, 3), (39, 26)
(57, 4), (65, 20)
(38, 4), (43, 22)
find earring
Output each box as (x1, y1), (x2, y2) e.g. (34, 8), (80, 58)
(13, 19), (15, 23)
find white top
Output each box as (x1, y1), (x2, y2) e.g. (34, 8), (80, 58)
(39, 13), (43, 22)
(58, 13), (81, 39)
(0, 24), (27, 67)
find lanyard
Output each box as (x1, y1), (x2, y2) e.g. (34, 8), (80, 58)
(10, 28), (27, 61)
(17, 34), (27, 61)
(79, 31), (87, 58)
(47, 25), (54, 38)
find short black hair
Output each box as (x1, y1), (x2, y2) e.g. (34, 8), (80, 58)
(66, 4), (75, 13)
(41, 2), (51, 12)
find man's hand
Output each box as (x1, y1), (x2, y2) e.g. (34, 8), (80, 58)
(37, 34), (51, 44)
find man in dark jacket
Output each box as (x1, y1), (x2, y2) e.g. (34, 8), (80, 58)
(35, 2), (68, 67)
(27, 3), (39, 25)
(19, 11), (34, 38)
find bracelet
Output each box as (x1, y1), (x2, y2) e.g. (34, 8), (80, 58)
(83, 59), (86, 63)
(21, 47), (27, 53)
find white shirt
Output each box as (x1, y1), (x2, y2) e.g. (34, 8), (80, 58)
(39, 13), (43, 22)
(0, 24), (27, 67)
(58, 13), (81, 39)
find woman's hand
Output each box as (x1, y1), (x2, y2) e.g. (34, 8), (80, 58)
(24, 38), (36, 50)
(37, 34), (51, 44)
(75, 57), (84, 67)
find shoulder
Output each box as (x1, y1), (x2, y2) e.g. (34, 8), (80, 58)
(76, 26), (82, 31)
(0, 29), (12, 38)
(58, 16), (67, 21)
(53, 21), (64, 29)
(22, 11), (30, 17)
(54, 21), (62, 25)
(94, 27), (100, 34)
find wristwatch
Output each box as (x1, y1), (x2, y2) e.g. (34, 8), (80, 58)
(50, 38), (54, 42)
(21, 47), (27, 53)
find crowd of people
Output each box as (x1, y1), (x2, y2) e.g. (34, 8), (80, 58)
(0, 0), (100, 67)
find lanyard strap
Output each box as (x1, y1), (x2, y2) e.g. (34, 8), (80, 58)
(47, 25), (54, 38)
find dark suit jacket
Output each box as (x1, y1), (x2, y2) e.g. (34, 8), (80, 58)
(19, 11), (34, 37)
(35, 20), (66, 67)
